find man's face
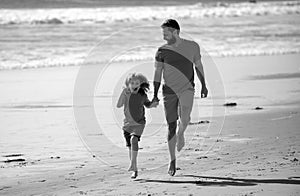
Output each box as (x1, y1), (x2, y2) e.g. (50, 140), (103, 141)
(128, 79), (141, 93)
(162, 27), (176, 44)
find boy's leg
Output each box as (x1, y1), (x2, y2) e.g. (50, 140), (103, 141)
(123, 128), (134, 171)
(177, 89), (194, 152)
(128, 125), (144, 177)
(128, 147), (131, 160)
(129, 135), (139, 178)
(130, 135), (139, 168)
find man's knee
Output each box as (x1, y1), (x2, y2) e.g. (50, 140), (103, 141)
(167, 121), (177, 141)
(180, 106), (191, 127)
(130, 135), (139, 144)
(180, 116), (190, 127)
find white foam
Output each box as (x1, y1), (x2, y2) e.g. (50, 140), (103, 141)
(0, 53), (86, 70)
(0, 1), (299, 25)
(1, 47), (300, 70)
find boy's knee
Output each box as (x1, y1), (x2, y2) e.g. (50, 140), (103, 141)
(130, 135), (139, 151)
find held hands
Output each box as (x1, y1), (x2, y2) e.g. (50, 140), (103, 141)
(201, 85), (208, 98)
(150, 97), (160, 108)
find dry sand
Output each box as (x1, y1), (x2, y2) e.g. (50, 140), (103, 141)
(0, 54), (299, 195)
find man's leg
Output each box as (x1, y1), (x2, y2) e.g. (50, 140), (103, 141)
(167, 121), (177, 176)
(177, 89), (194, 152)
(163, 93), (179, 176)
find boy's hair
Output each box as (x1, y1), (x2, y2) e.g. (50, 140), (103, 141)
(125, 73), (150, 95)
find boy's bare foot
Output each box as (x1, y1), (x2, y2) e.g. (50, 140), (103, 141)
(131, 171), (138, 179)
(177, 132), (185, 152)
(168, 159), (176, 176)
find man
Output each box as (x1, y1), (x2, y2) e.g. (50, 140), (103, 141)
(152, 19), (208, 176)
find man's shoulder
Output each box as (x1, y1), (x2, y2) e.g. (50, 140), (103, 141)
(158, 44), (172, 51)
(156, 44), (174, 58)
(183, 39), (199, 48)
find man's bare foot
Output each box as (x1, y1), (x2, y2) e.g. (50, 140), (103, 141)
(177, 132), (185, 152)
(168, 159), (176, 176)
(128, 165), (135, 171)
(131, 171), (138, 179)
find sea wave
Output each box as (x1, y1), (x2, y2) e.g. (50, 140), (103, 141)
(1, 47), (299, 70)
(0, 1), (299, 25)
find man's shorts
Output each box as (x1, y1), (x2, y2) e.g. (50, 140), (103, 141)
(123, 124), (145, 147)
(163, 88), (194, 124)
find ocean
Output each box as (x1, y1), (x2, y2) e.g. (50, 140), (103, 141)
(0, 0), (299, 70)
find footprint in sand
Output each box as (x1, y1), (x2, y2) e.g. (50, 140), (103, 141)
(75, 164), (85, 169)
(197, 156), (208, 159)
(0, 186), (11, 191)
(2, 158), (26, 163)
(65, 178), (79, 181)
(2, 154), (24, 157)
(291, 158), (299, 162)
(288, 176), (300, 179)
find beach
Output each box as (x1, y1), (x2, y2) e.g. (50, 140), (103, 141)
(0, 54), (300, 195)
(1, 0), (300, 195)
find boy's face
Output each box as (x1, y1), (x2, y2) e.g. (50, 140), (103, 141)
(128, 79), (141, 93)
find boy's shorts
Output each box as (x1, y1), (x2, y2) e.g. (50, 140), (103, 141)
(123, 124), (145, 147)
(163, 88), (194, 124)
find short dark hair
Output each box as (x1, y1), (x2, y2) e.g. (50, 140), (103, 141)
(161, 19), (180, 31)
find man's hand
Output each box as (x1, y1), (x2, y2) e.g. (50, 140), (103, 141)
(150, 97), (160, 107)
(201, 86), (208, 98)
(149, 101), (159, 108)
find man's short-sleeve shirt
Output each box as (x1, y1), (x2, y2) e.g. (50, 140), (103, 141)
(155, 39), (201, 94)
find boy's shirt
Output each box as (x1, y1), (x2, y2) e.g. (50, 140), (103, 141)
(119, 89), (151, 126)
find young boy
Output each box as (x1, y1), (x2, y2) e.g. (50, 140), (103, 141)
(117, 73), (158, 178)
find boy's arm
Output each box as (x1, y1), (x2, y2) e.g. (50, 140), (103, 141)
(144, 96), (152, 108)
(116, 89), (126, 108)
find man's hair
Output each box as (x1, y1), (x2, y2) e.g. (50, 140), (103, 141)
(161, 19), (180, 33)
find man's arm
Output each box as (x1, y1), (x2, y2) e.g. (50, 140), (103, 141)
(195, 59), (208, 98)
(153, 62), (163, 100)
(153, 48), (164, 101)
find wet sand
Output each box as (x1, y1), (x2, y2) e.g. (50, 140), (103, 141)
(0, 54), (299, 195)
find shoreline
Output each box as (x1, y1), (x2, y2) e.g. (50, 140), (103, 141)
(0, 52), (299, 73)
